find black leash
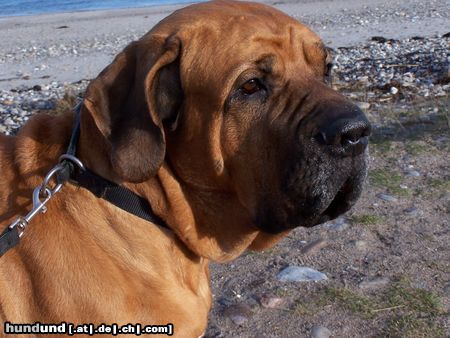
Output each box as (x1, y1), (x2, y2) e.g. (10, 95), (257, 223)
(0, 103), (169, 258)
(0, 226), (19, 257)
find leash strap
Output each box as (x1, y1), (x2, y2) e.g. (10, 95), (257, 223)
(56, 102), (82, 185)
(0, 226), (19, 257)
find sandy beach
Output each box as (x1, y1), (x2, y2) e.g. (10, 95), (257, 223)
(0, 0), (448, 90)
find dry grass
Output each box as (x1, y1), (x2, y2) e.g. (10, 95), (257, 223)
(290, 278), (447, 336)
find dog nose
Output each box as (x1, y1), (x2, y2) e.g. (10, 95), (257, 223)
(317, 107), (371, 156)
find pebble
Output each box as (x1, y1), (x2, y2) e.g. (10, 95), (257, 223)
(356, 101), (371, 110)
(403, 206), (421, 216)
(405, 169), (421, 177)
(4, 118), (15, 126)
(325, 217), (349, 231)
(277, 266), (328, 282)
(258, 294), (285, 309)
(34, 100), (55, 110)
(390, 86), (399, 95)
(301, 238), (328, 254)
(376, 193), (398, 202)
(311, 325), (332, 338)
(223, 303), (252, 326)
(352, 240), (369, 250)
(217, 297), (233, 306)
(359, 277), (390, 289)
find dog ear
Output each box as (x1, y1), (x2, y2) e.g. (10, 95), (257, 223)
(83, 36), (182, 182)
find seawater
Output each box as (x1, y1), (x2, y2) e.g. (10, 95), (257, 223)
(0, 0), (199, 17)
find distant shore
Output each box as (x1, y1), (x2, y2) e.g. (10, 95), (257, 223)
(0, 0), (201, 18)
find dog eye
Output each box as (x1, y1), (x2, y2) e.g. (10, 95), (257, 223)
(240, 79), (263, 95)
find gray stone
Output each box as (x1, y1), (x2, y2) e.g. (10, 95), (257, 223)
(218, 297), (233, 306)
(258, 294), (285, 309)
(356, 101), (371, 110)
(376, 193), (397, 202)
(311, 325), (332, 338)
(223, 303), (252, 326)
(301, 238), (328, 254)
(34, 100), (55, 110)
(352, 240), (369, 250)
(4, 118), (15, 126)
(403, 207), (422, 216)
(325, 217), (349, 231)
(405, 169), (421, 177)
(277, 266), (328, 282)
(359, 277), (390, 289)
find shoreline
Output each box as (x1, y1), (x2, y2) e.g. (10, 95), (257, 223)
(0, 2), (188, 21)
(0, 0), (200, 19)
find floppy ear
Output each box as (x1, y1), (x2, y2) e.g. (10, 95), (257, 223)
(83, 36), (182, 182)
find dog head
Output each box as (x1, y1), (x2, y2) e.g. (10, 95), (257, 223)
(83, 0), (370, 255)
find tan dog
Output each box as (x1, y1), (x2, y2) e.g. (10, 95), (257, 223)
(0, 1), (370, 336)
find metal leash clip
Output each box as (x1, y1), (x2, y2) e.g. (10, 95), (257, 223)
(7, 154), (85, 238)
(1, 103), (84, 257)
(7, 154), (86, 238)
(8, 163), (66, 238)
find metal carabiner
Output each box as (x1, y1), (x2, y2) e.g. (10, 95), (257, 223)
(29, 187), (53, 221)
(9, 187), (53, 238)
(6, 158), (80, 239)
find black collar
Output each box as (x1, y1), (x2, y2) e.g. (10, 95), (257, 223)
(60, 103), (169, 230)
(0, 103), (170, 257)
(70, 168), (167, 227)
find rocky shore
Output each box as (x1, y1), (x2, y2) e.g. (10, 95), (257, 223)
(1, 34), (448, 135)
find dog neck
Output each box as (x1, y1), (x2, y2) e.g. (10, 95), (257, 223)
(131, 165), (261, 263)
(77, 111), (260, 263)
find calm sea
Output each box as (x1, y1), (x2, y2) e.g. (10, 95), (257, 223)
(0, 0), (198, 17)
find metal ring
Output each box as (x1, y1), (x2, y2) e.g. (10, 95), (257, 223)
(59, 154), (85, 171)
(40, 164), (64, 194)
